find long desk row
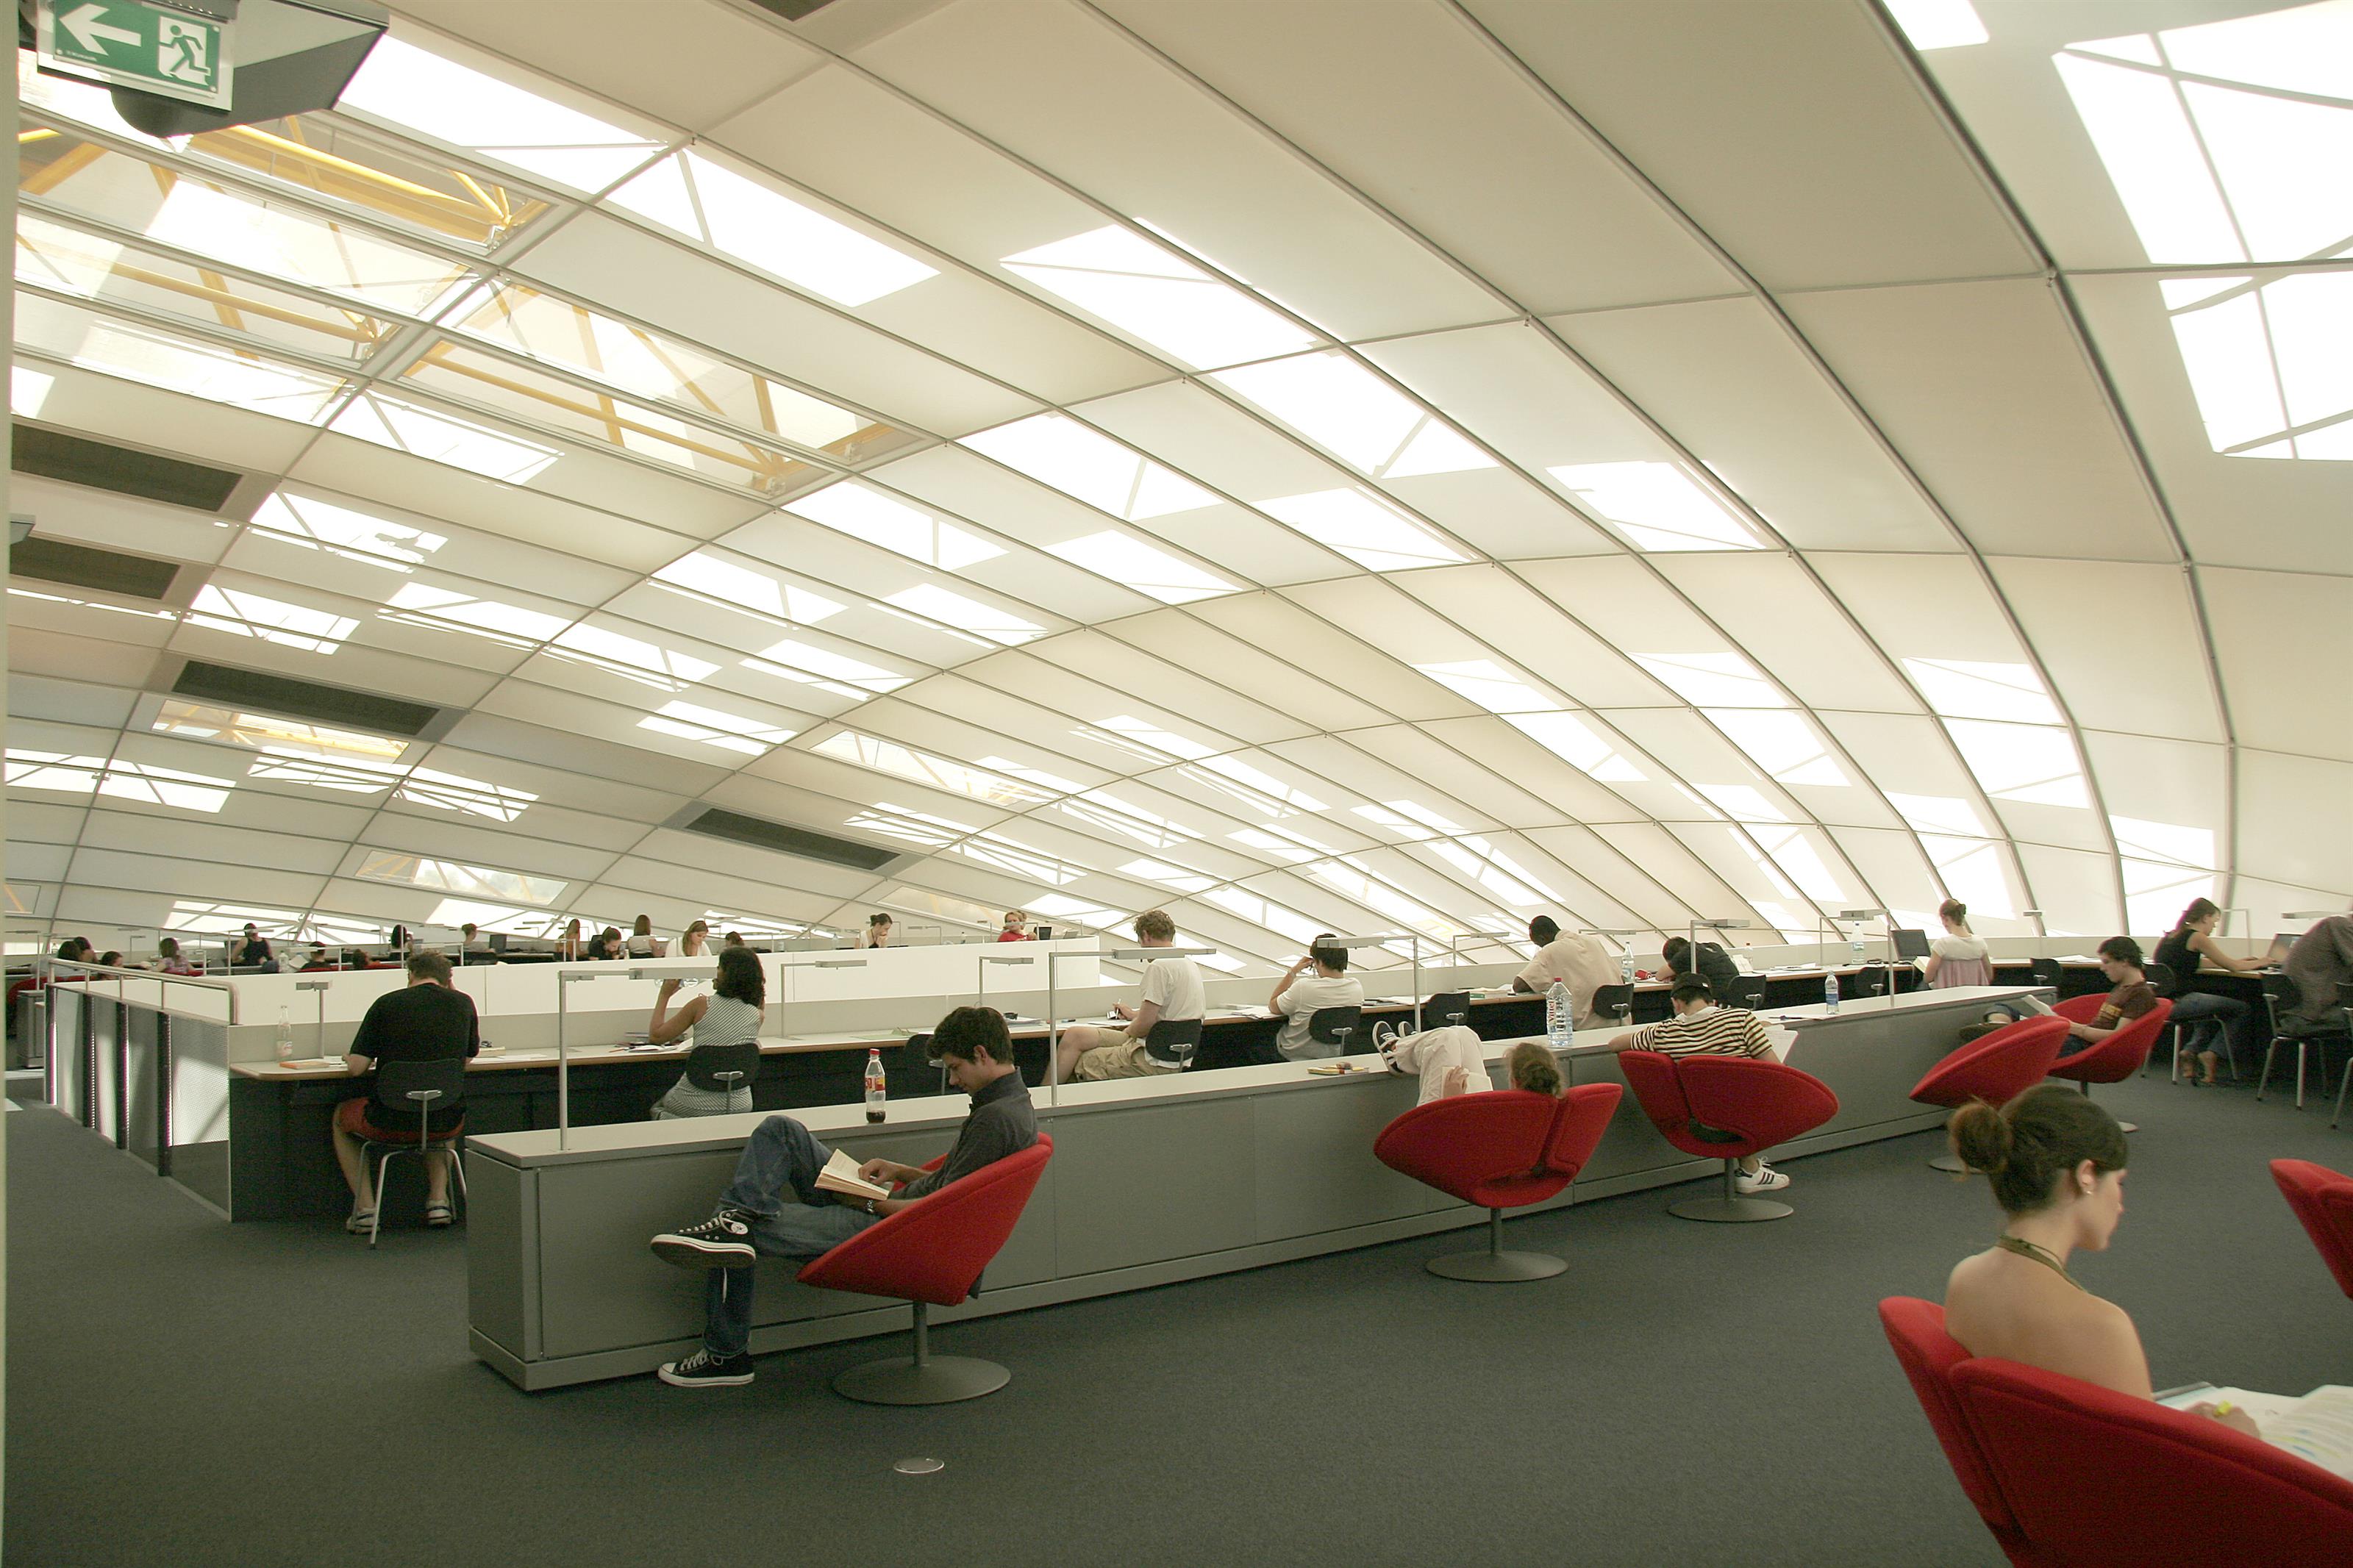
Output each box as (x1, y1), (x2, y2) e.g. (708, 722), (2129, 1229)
(465, 984), (2038, 1391)
(211, 964), (1928, 1220)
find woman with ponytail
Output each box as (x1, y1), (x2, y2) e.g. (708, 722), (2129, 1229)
(1942, 1085), (2257, 1436)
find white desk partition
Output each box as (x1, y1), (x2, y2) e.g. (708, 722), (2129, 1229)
(779, 937), (1100, 1002)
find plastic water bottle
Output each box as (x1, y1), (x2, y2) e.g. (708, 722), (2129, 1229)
(1620, 956), (1635, 989)
(274, 1005), (295, 1062)
(1823, 973), (1840, 1016)
(864, 1048), (887, 1123)
(1546, 979), (1570, 1049)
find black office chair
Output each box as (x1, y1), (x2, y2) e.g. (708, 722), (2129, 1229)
(1418, 991), (1471, 1031)
(360, 1056), (468, 1249)
(1589, 984), (1634, 1029)
(903, 1032), (942, 1093)
(2141, 962), (2184, 1080)
(680, 1039), (760, 1113)
(1142, 1017), (1203, 1070)
(2259, 973), (2352, 1111)
(1852, 964), (1890, 1000)
(2029, 958), (2065, 993)
(1307, 1005), (1363, 1059)
(1727, 975), (1769, 1012)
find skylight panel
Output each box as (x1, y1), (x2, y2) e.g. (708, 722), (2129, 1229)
(1045, 531), (1238, 603)
(1082, 716), (1218, 763)
(11, 365), (54, 419)
(187, 585), (357, 654)
(744, 638), (910, 695)
(610, 149), (938, 307)
(397, 766), (537, 822)
(331, 392), (560, 482)
(1944, 720), (2090, 809)
(382, 582), (571, 648)
(4, 750), (232, 812)
(2108, 815), (2217, 868)
(131, 179), (476, 317)
(2054, 51), (2245, 265)
(1548, 462), (1763, 551)
(9, 587), (176, 622)
(1503, 712), (1646, 782)
(1119, 858), (1215, 894)
(549, 623), (718, 692)
(335, 35), (665, 195)
(814, 731), (1059, 808)
(1631, 651), (1783, 707)
(1188, 755), (1328, 817)
(1001, 223), (1317, 370)
(1703, 710), (1851, 787)
(1415, 835), (1560, 909)
(884, 585), (1044, 645)
(2124, 859), (2215, 938)
(1059, 790), (1206, 849)
(151, 701), (406, 764)
(1900, 659), (2062, 724)
(960, 414), (1217, 520)
(1213, 353), (1495, 478)
(1887, 792), (1990, 837)
(976, 756), (1088, 795)
(846, 803), (974, 848)
(1200, 885), (1327, 947)
(1886, 0), (1988, 51)
(1921, 834), (2015, 918)
(956, 828), (1086, 887)
(1693, 784), (1789, 823)
(250, 493), (447, 569)
(1024, 892), (1132, 930)
(15, 293), (346, 421)
(355, 850), (566, 906)
(652, 552), (844, 625)
(164, 899), (304, 936)
(1300, 859), (1455, 942)
(638, 701), (796, 757)
(245, 754), (396, 796)
(1415, 659), (1559, 715)
(785, 482), (1004, 571)
(1255, 488), (1465, 572)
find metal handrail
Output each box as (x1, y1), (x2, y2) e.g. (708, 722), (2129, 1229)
(40, 958), (240, 1089)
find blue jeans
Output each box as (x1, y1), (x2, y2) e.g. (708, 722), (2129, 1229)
(2170, 991), (2255, 1077)
(703, 1114), (877, 1357)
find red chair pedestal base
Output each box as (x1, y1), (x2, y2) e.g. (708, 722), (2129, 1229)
(1426, 1207), (1567, 1282)
(1668, 1158), (1792, 1222)
(832, 1302), (1009, 1406)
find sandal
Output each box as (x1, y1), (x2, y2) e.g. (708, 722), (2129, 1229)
(345, 1207), (376, 1234)
(424, 1201), (454, 1228)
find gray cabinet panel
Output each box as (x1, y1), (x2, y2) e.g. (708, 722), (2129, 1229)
(1054, 1099), (1256, 1274)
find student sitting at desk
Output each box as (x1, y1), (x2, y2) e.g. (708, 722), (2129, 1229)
(676, 920), (711, 959)
(1513, 916), (1613, 1026)
(647, 947), (765, 1119)
(1605, 978), (1788, 1195)
(299, 943), (336, 973)
(647, 1005), (1036, 1389)
(1921, 900), (1993, 989)
(2063, 938), (2157, 1058)
(1661, 934), (1742, 993)
(330, 951), (479, 1236)
(2152, 899), (2265, 1086)
(1055, 909), (1204, 1081)
(155, 937), (199, 976)
(997, 908), (1032, 942)
(1268, 934), (1364, 1062)
(2283, 909), (2353, 1037)
(1941, 1084), (2255, 1438)
(860, 912), (894, 949)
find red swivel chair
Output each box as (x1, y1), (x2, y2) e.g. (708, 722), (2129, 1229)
(2048, 996), (2171, 1133)
(1908, 1016), (2071, 1173)
(796, 1135), (1051, 1404)
(2271, 1158), (2353, 1303)
(1618, 1051), (1839, 1222)
(1373, 1084), (1621, 1281)
(1877, 1298), (2042, 1568)
(1950, 1357), (2353, 1567)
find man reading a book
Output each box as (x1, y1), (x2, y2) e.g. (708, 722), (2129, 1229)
(646, 1005), (1037, 1389)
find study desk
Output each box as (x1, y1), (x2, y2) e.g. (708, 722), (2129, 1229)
(465, 984), (2037, 1391)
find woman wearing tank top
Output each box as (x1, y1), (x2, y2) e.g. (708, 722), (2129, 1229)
(1921, 900), (1993, 989)
(2152, 899), (2263, 1086)
(648, 948), (767, 1118)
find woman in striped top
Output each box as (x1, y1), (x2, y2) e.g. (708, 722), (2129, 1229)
(649, 947), (766, 1119)
(1606, 978), (1789, 1195)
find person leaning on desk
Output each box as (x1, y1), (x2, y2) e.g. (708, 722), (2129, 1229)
(1511, 915), (1613, 1025)
(329, 950), (479, 1236)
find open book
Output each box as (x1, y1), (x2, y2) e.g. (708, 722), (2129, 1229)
(2160, 1384), (2353, 1479)
(814, 1148), (890, 1202)
(2019, 994), (2057, 1016)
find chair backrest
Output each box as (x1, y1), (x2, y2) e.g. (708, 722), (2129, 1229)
(2143, 961), (2177, 998)
(1677, 1053), (1840, 1152)
(1876, 1297), (2024, 1543)
(1727, 975), (1769, 1010)
(684, 1039), (761, 1094)
(1143, 1016), (1204, 1067)
(1951, 1358), (2353, 1568)
(1421, 990), (1471, 1030)
(1617, 1049), (1694, 1144)
(1541, 1082), (1621, 1179)
(796, 1136), (1053, 1307)
(1588, 982), (1633, 1024)
(2028, 959), (2063, 990)
(371, 1055), (467, 1135)
(2051, 998), (2173, 1084)
(2051, 993), (2102, 1024)
(1307, 1005), (1362, 1049)
(1373, 1089), (1565, 1209)
(2271, 1158), (2353, 1301)
(2262, 970), (2300, 1028)
(1909, 1014), (2071, 1109)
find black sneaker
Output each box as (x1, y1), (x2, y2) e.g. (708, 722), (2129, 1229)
(658, 1348), (754, 1388)
(651, 1209), (758, 1269)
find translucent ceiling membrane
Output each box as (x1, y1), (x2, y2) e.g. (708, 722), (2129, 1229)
(16, 290), (348, 420)
(960, 413), (1217, 520)
(1001, 224), (1318, 370)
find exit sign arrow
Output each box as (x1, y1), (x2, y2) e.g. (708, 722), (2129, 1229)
(35, 0), (236, 111)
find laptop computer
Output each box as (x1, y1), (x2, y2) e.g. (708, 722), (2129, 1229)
(2265, 931), (2299, 966)
(1890, 928), (1932, 962)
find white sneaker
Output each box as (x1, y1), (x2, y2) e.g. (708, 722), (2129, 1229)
(1735, 1165), (1790, 1195)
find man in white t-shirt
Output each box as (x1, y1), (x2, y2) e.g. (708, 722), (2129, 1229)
(1057, 909), (1204, 1081)
(1268, 934), (1365, 1061)
(1511, 915), (1615, 1028)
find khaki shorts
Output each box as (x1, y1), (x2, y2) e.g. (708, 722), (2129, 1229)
(1072, 1039), (1179, 1081)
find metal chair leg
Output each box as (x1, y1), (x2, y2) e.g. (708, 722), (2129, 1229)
(368, 1145), (399, 1248)
(2296, 1041), (2309, 1109)
(2257, 1040), (2279, 1101)
(2333, 1052), (2352, 1131)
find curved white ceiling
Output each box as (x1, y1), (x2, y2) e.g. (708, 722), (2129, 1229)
(7, 0), (2349, 969)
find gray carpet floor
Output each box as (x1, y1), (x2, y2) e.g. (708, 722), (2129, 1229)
(10, 1069), (2352, 1568)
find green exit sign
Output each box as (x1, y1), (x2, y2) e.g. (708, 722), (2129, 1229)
(35, 0), (235, 110)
